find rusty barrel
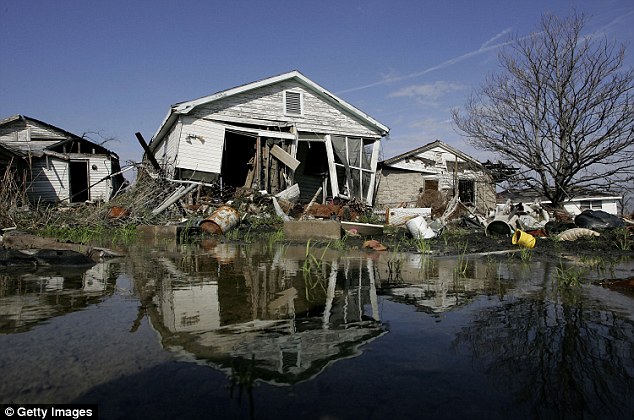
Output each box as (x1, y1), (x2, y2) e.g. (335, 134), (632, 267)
(199, 206), (239, 234)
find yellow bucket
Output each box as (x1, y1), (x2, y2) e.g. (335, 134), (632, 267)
(512, 229), (536, 248)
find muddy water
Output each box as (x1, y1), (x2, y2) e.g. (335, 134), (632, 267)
(1, 239), (633, 419)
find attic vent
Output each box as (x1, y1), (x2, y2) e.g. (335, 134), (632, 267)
(285, 91), (302, 115)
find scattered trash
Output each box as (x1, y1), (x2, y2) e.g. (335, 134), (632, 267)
(386, 207), (431, 226)
(107, 206), (130, 219)
(363, 239), (388, 251)
(486, 217), (517, 236)
(341, 221), (383, 236)
(556, 227), (601, 241)
(406, 215), (437, 239)
(545, 221), (577, 235)
(199, 206), (240, 234)
(512, 229), (536, 248)
(272, 196), (291, 221)
(574, 210), (624, 230)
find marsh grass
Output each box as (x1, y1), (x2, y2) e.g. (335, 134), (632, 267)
(386, 244), (403, 282)
(614, 228), (631, 251)
(265, 229), (285, 250)
(413, 238), (432, 254)
(332, 232), (350, 251)
(555, 261), (585, 288)
(454, 242), (469, 277)
(519, 247), (533, 263)
(301, 240), (329, 301)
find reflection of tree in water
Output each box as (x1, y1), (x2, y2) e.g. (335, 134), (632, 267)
(454, 286), (634, 419)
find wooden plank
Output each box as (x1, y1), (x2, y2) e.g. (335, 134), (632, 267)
(324, 136), (339, 198)
(270, 144), (300, 170)
(366, 140), (381, 205)
(135, 132), (164, 175)
(275, 183), (300, 201)
(263, 143), (270, 191)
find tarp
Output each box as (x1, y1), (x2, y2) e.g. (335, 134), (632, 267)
(574, 210), (624, 230)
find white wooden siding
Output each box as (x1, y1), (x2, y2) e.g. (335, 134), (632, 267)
(175, 117), (224, 174)
(27, 157), (69, 202)
(157, 121), (182, 177)
(29, 124), (66, 140)
(190, 80), (382, 138)
(86, 156), (113, 201)
(0, 127), (26, 142)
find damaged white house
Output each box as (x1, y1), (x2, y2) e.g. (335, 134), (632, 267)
(0, 115), (124, 203)
(375, 140), (496, 214)
(146, 70), (390, 206)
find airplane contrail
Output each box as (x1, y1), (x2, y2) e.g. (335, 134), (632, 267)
(337, 37), (512, 94)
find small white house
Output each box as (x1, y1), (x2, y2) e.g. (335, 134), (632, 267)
(497, 189), (622, 216)
(0, 115), (124, 203)
(147, 70), (389, 206)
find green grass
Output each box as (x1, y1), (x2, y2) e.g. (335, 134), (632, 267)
(614, 228), (631, 251)
(519, 247), (533, 263)
(555, 261), (585, 288)
(301, 240), (330, 301)
(386, 244), (403, 282)
(454, 242), (469, 277)
(40, 224), (137, 245)
(413, 237), (432, 254)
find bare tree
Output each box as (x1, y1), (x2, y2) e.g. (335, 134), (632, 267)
(81, 130), (119, 146)
(452, 13), (634, 208)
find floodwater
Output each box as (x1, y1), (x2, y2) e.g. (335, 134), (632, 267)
(1, 238), (633, 420)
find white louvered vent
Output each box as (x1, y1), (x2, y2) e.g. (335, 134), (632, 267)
(285, 91), (302, 115)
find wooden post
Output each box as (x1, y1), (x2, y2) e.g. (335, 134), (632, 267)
(453, 153), (458, 197)
(263, 141), (270, 192)
(135, 132), (165, 176)
(255, 136), (261, 190)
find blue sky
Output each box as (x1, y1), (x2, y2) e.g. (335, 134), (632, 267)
(2, 0), (633, 169)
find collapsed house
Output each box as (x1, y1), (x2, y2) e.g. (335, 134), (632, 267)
(0, 115), (124, 203)
(146, 70), (389, 206)
(374, 140), (496, 215)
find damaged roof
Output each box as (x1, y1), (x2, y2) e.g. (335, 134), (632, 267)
(151, 70), (390, 144)
(380, 140), (483, 167)
(0, 114), (118, 159)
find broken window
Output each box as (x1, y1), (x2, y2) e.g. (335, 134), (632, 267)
(458, 179), (475, 204)
(424, 179), (439, 191)
(331, 136), (373, 201)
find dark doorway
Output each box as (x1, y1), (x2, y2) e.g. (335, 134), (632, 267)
(295, 141), (329, 201)
(458, 179), (475, 204)
(69, 161), (89, 202)
(221, 131), (257, 188)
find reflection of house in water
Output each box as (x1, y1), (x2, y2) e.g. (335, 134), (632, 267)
(143, 245), (386, 385)
(0, 262), (118, 333)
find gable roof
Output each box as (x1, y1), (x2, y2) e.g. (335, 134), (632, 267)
(151, 70), (389, 143)
(0, 114), (118, 159)
(381, 140), (482, 167)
